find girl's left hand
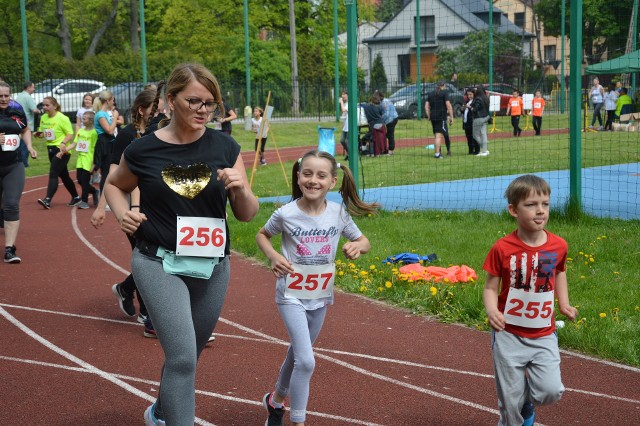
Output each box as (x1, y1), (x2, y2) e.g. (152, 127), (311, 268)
(217, 168), (245, 191)
(342, 242), (362, 260)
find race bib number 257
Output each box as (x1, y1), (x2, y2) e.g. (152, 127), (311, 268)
(285, 263), (335, 300)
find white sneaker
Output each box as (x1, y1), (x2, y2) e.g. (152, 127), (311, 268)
(208, 334), (216, 342)
(144, 404), (166, 426)
(476, 151), (489, 157)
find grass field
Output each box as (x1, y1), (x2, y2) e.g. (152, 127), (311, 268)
(24, 116), (640, 367)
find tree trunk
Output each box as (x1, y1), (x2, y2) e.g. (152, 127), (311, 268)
(85, 0), (120, 58)
(55, 0), (73, 60)
(130, 0), (140, 53)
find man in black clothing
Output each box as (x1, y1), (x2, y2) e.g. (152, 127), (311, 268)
(425, 81), (454, 158)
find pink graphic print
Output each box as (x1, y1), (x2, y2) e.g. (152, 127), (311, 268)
(296, 244), (312, 256)
(317, 244), (331, 255)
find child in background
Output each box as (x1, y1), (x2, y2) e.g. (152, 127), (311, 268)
(252, 107), (269, 165)
(506, 90), (523, 137)
(603, 84), (618, 131)
(531, 90), (545, 136)
(256, 150), (378, 426)
(68, 110), (99, 209)
(482, 174), (578, 426)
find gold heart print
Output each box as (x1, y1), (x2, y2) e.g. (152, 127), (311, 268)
(161, 162), (212, 199)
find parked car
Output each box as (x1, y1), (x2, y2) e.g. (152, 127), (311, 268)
(107, 82), (150, 124)
(388, 83), (465, 119)
(463, 83), (517, 115)
(31, 79), (106, 118)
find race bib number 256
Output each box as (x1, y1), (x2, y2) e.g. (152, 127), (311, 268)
(176, 216), (226, 258)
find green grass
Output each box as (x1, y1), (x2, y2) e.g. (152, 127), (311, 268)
(229, 207), (640, 367)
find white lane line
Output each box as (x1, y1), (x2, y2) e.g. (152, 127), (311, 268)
(0, 356), (382, 425)
(70, 207), (129, 275)
(0, 307), (215, 426)
(560, 349), (640, 373)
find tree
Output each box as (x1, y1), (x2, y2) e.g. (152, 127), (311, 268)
(376, 0), (403, 22)
(370, 53), (387, 92)
(534, 0), (635, 64)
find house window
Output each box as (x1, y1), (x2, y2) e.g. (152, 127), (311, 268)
(415, 15), (435, 44)
(544, 45), (557, 61)
(398, 54), (410, 83)
(514, 12), (525, 29)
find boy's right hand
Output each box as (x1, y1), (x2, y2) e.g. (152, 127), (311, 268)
(487, 309), (506, 331)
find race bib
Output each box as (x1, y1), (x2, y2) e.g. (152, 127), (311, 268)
(534, 102), (542, 109)
(504, 287), (554, 328)
(76, 139), (89, 153)
(2, 134), (20, 151)
(44, 129), (55, 141)
(176, 216), (226, 258)
(284, 263), (335, 300)
(511, 101), (519, 107)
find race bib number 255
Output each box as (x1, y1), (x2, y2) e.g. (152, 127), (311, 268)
(504, 287), (554, 328)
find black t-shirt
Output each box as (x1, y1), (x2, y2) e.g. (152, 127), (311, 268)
(111, 123), (140, 166)
(221, 102), (233, 133)
(124, 128), (240, 255)
(0, 107), (28, 166)
(427, 90), (450, 121)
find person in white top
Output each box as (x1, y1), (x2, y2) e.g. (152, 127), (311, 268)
(603, 83), (618, 131)
(256, 150), (378, 426)
(589, 77), (604, 129)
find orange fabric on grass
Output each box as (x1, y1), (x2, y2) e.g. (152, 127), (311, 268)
(398, 264), (477, 283)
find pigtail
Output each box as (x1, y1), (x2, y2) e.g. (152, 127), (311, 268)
(146, 81), (170, 131)
(291, 158), (303, 201)
(338, 163), (379, 216)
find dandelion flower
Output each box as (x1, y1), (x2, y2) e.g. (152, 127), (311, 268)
(430, 286), (437, 296)
(369, 265), (376, 270)
(359, 271), (368, 277)
(338, 271), (344, 276)
(385, 281), (392, 288)
(599, 313), (607, 318)
(359, 285), (367, 292)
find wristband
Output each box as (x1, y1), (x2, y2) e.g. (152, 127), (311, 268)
(130, 205), (140, 209)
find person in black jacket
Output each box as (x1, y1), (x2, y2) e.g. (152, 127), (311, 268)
(463, 88), (479, 154)
(471, 86), (490, 156)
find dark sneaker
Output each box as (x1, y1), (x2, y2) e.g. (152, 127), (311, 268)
(143, 402), (166, 426)
(521, 401), (535, 426)
(37, 198), (51, 209)
(67, 196), (82, 207)
(143, 317), (157, 338)
(112, 283), (136, 317)
(262, 392), (285, 426)
(4, 246), (21, 263)
(92, 189), (100, 207)
(77, 201), (90, 209)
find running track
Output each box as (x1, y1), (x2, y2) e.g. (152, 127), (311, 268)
(1, 172), (638, 425)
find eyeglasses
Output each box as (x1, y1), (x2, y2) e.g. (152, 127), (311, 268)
(184, 98), (218, 113)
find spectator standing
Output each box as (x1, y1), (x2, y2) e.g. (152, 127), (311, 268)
(425, 81), (454, 158)
(450, 73), (458, 88)
(67, 110), (99, 209)
(339, 91), (349, 160)
(36, 96), (80, 209)
(603, 84), (618, 131)
(531, 90), (545, 136)
(589, 77), (604, 129)
(217, 98), (237, 135)
(615, 88), (633, 118)
(252, 107), (269, 165)
(104, 63), (258, 426)
(0, 81), (37, 263)
(378, 90), (398, 155)
(361, 92), (387, 157)
(15, 81), (40, 167)
(76, 93), (94, 132)
(463, 88), (478, 154)
(506, 90), (523, 137)
(471, 86), (490, 156)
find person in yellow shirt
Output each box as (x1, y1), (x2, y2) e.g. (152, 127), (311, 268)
(506, 90), (523, 137)
(67, 110), (99, 209)
(615, 88), (633, 118)
(35, 96), (80, 209)
(531, 90), (545, 136)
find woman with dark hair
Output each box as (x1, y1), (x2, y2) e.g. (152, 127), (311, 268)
(471, 86), (490, 156)
(362, 92), (387, 156)
(0, 81), (37, 262)
(105, 63), (258, 426)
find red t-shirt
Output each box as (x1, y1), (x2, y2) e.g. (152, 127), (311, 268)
(532, 97), (545, 117)
(483, 230), (567, 338)
(508, 97), (523, 116)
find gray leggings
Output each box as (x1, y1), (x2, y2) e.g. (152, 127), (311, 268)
(131, 249), (230, 426)
(275, 303), (327, 423)
(472, 115), (490, 153)
(0, 161), (25, 221)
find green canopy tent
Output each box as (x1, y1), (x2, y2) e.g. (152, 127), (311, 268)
(585, 49), (640, 74)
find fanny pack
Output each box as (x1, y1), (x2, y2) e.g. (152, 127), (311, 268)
(136, 240), (219, 279)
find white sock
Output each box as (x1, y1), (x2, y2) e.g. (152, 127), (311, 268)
(270, 394), (283, 408)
